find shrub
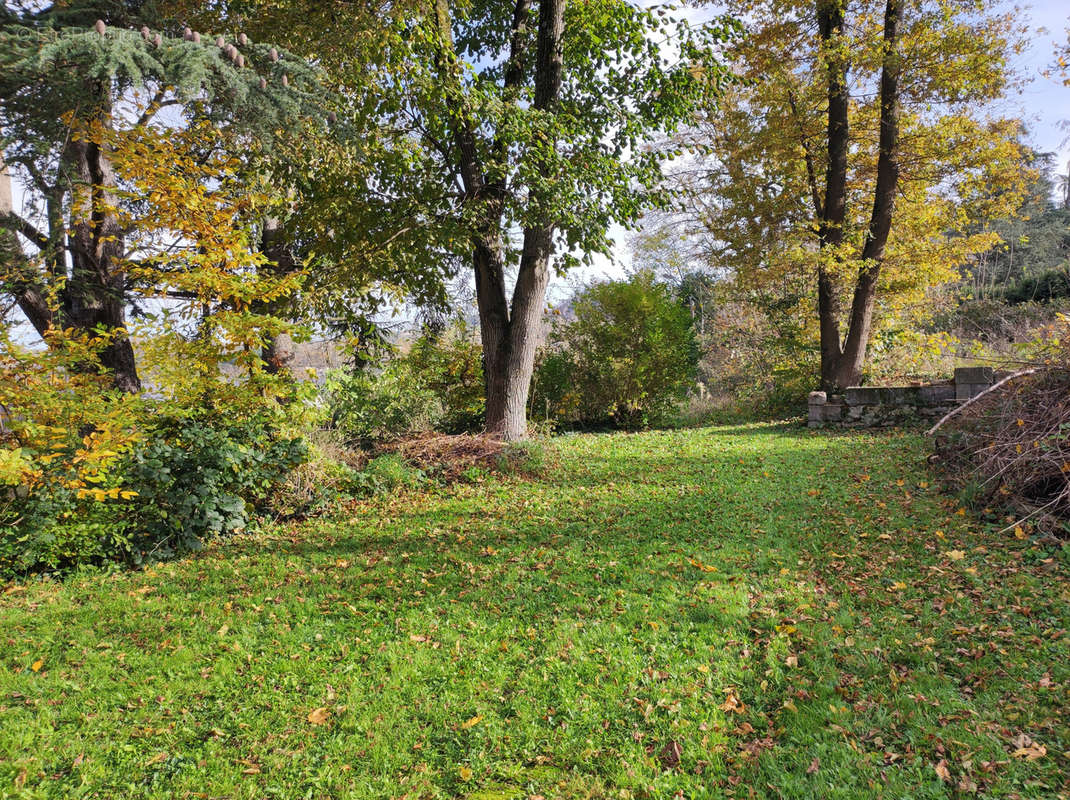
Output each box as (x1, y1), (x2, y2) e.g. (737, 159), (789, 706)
(1, 410), (307, 577)
(353, 454), (426, 495)
(404, 322), (485, 433)
(266, 428), (365, 519)
(325, 363), (441, 444)
(324, 321), (486, 443)
(535, 272), (698, 429)
(121, 414), (307, 560)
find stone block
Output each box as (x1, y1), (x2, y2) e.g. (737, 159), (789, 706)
(845, 387), (882, 405)
(822, 403), (844, 422)
(808, 391), (827, 406)
(919, 384), (955, 405)
(954, 366), (994, 385)
(956, 382), (991, 402)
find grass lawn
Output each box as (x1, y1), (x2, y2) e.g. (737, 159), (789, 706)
(1, 423), (1067, 799)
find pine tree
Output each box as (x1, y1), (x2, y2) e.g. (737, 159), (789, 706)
(0, 2), (317, 390)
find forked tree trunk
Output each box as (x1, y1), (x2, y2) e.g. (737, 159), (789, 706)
(814, 0), (902, 392)
(434, 0), (565, 440)
(3, 101), (140, 393)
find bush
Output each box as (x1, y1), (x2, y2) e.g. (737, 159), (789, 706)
(352, 454), (426, 495)
(325, 321), (486, 443)
(404, 322), (485, 433)
(122, 414), (307, 559)
(1, 411), (306, 578)
(266, 428), (365, 519)
(533, 271), (698, 429)
(325, 363), (441, 444)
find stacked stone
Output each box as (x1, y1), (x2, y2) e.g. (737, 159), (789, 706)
(808, 367), (1005, 429)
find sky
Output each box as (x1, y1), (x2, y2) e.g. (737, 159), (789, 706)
(1001, 0), (1069, 165)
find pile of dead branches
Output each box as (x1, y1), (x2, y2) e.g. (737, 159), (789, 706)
(929, 364), (1070, 539)
(379, 433), (538, 482)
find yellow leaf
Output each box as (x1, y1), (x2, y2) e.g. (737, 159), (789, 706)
(944, 550), (966, 561)
(145, 752), (168, 766)
(307, 707), (330, 725)
(1013, 526), (1026, 539)
(458, 766), (473, 781)
(721, 690), (745, 714)
(30, 659), (44, 673)
(461, 714), (483, 729)
(1013, 743), (1046, 761)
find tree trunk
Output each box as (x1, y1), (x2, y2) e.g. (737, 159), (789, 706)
(480, 0), (564, 440)
(815, 0), (902, 391)
(64, 134), (141, 393)
(432, 0), (564, 440)
(256, 216), (297, 375)
(829, 0), (902, 389)
(816, 0), (849, 392)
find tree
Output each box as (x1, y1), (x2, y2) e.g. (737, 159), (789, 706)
(164, 0), (460, 376)
(960, 149), (1070, 300)
(197, 0), (736, 439)
(649, 0), (1027, 391)
(0, 1), (316, 390)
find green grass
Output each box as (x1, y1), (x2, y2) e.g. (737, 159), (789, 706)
(1, 423), (1067, 799)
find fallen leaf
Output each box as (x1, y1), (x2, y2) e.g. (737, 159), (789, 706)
(944, 550), (966, 561)
(30, 659), (43, 673)
(721, 690), (745, 714)
(659, 740), (682, 770)
(806, 757), (820, 775)
(307, 706), (330, 725)
(459, 765), (473, 781)
(461, 714), (483, 729)
(934, 759), (951, 782)
(1013, 743), (1046, 761)
(145, 752), (168, 766)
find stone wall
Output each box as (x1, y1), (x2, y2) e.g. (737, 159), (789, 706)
(808, 367), (1005, 428)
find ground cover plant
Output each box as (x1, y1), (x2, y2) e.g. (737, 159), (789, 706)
(1, 424), (1066, 799)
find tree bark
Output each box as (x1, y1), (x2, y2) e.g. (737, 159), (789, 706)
(481, 0), (564, 440)
(816, 0), (848, 391)
(432, 0), (565, 440)
(834, 0), (902, 388)
(63, 134), (141, 393)
(814, 0), (902, 391)
(256, 216), (298, 375)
